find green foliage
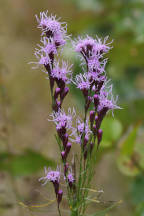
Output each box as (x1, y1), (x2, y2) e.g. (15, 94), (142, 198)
(117, 125), (140, 176)
(0, 150), (55, 177)
(101, 117), (123, 148)
(131, 175), (144, 205)
(120, 125), (138, 156)
(135, 202), (144, 216)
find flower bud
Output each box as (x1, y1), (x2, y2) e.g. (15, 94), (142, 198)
(83, 136), (88, 149)
(94, 94), (99, 108)
(61, 151), (66, 161)
(57, 189), (63, 205)
(90, 142), (94, 154)
(62, 133), (68, 149)
(60, 87), (69, 101)
(65, 142), (71, 156)
(93, 125), (97, 135)
(64, 162), (69, 176)
(97, 129), (103, 148)
(53, 99), (61, 112)
(57, 79), (65, 90)
(89, 110), (95, 127)
(84, 148), (88, 160)
(85, 96), (92, 110)
(50, 77), (54, 90)
(53, 180), (59, 195)
(54, 88), (61, 99)
(82, 88), (88, 97)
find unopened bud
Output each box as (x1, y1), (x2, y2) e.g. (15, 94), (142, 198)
(82, 88), (88, 97)
(97, 129), (103, 147)
(65, 142), (71, 156)
(57, 189), (63, 205)
(94, 94), (99, 108)
(85, 96), (92, 110)
(64, 163), (69, 175)
(62, 133), (69, 149)
(54, 88), (61, 99)
(60, 87), (69, 101)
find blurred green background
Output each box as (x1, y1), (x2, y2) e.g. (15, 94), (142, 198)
(0, 0), (144, 215)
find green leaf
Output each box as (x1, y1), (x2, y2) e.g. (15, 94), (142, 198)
(135, 143), (144, 170)
(117, 124), (141, 176)
(131, 175), (144, 205)
(120, 125), (139, 156)
(0, 149), (55, 177)
(101, 117), (123, 148)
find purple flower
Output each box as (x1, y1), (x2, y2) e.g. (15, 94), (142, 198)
(31, 52), (51, 69)
(74, 73), (91, 90)
(51, 61), (73, 84)
(97, 83), (120, 115)
(49, 108), (76, 131)
(67, 171), (75, 188)
(72, 118), (92, 144)
(67, 172), (75, 184)
(88, 57), (107, 74)
(57, 189), (63, 205)
(73, 35), (111, 59)
(36, 37), (58, 56)
(35, 11), (68, 47)
(93, 36), (112, 54)
(39, 167), (61, 185)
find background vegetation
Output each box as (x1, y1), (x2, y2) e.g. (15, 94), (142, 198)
(0, 0), (144, 215)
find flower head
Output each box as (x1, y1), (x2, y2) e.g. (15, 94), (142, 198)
(74, 36), (96, 55)
(39, 167), (61, 185)
(88, 57), (107, 74)
(36, 37), (58, 56)
(98, 82), (120, 115)
(49, 108), (76, 131)
(36, 11), (68, 47)
(31, 52), (51, 69)
(67, 172), (75, 183)
(74, 73), (91, 90)
(51, 61), (73, 84)
(73, 35), (112, 59)
(72, 118), (91, 144)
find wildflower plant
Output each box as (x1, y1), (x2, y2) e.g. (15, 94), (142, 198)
(32, 10), (121, 216)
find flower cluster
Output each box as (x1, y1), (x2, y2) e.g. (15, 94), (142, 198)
(32, 11), (121, 215)
(73, 35), (120, 154)
(33, 11), (76, 208)
(33, 11), (72, 112)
